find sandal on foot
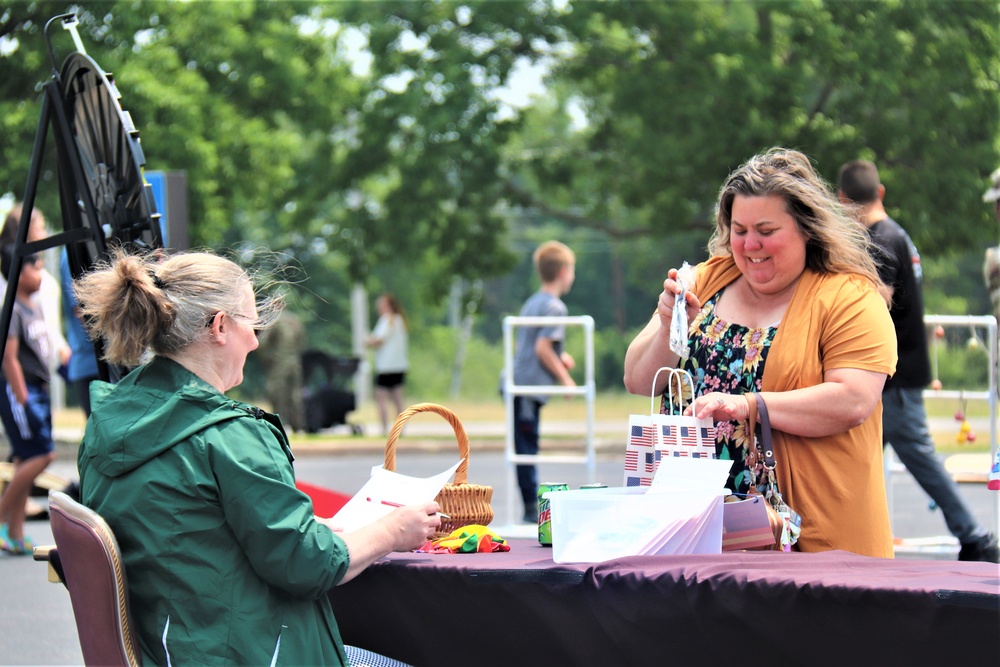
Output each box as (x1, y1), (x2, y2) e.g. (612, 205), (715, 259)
(0, 524), (33, 555)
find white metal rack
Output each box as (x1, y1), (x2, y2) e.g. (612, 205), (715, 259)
(502, 315), (597, 525)
(887, 314), (999, 547)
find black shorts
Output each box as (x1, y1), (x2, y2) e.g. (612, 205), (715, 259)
(375, 372), (406, 389)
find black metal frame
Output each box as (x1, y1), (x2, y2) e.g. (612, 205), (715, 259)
(0, 14), (163, 383)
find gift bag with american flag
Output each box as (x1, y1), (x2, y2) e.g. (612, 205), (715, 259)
(623, 368), (717, 488)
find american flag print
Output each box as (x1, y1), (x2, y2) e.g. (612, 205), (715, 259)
(630, 424), (655, 447)
(660, 424), (680, 450)
(624, 415), (717, 486)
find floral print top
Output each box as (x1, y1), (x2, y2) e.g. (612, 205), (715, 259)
(660, 291), (779, 496)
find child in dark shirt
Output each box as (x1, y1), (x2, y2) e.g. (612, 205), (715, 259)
(0, 245), (55, 554)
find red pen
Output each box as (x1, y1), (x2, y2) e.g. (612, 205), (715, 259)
(366, 497), (404, 508)
(366, 497), (450, 520)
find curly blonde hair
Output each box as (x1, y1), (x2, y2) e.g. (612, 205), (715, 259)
(708, 147), (889, 302)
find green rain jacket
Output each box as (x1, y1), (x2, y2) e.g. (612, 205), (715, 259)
(78, 357), (350, 666)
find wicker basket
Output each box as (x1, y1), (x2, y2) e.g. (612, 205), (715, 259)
(384, 403), (494, 537)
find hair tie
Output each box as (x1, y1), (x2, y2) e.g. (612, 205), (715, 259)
(149, 270), (166, 289)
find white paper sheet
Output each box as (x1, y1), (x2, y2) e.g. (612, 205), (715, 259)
(546, 488), (725, 562)
(329, 459), (463, 532)
(647, 456), (733, 493)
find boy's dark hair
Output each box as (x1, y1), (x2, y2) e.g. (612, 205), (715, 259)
(838, 160), (881, 204)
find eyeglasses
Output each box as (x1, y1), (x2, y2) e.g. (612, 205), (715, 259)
(205, 311), (261, 338)
(22, 253), (41, 266)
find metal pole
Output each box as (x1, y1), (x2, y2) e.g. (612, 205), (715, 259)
(503, 317), (516, 526)
(0, 86), (53, 366)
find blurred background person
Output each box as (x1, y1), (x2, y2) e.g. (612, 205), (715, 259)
(0, 205), (70, 520)
(983, 168), (1000, 324)
(0, 205), (71, 375)
(256, 309), (306, 433)
(510, 240), (577, 523)
(366, 293), (409, 434)
(59, 249), (100, 416)
(0, 244), (55, 554)
(839, 159), (998, 562)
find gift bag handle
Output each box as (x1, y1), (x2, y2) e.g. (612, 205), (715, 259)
(745, 393), (776, 471)
(384, 403), (470, 485)
(650, 366), (695, 416)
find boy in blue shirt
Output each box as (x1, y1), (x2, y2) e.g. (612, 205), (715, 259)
(512, 241), (577, 523)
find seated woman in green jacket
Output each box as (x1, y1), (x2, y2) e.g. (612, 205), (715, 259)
(74, 248), (439, 666)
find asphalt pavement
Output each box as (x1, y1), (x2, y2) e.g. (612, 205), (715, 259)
(2, 418), (999, 666)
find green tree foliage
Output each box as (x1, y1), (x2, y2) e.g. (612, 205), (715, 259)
(501, 0), (999, 328)
(326, 0), (574, 295)
(2, 1), (998, 378)
(1, 1), (365, 349)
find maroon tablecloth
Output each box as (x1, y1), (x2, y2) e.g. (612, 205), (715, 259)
(330, 539), (999, 666)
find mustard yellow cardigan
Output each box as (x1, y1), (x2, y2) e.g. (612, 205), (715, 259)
(695, 256), (897, 557)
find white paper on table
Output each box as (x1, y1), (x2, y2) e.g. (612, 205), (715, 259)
(639, 491), (724, 555)
(554, 501), (667, 562)
(547, 489), (724, 562)
(328, 459), (463, 532)
(652, 495), (724, 555)
(647, 456), (732, 494)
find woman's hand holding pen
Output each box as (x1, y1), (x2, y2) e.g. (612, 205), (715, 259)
(320, 500), (443, 549)
(381, 502), (443, 551)
(335, 501), (444, 583)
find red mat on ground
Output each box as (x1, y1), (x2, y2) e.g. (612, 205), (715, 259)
(296, 480), (352, 517)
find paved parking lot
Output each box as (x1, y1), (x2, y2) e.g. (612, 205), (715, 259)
(2, 430), (997, 665)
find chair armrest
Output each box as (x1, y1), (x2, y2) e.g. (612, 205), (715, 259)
(33, 544), (54, 561)
(33, 545), (64, 584)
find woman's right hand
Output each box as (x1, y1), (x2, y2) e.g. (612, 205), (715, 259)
(380, 502), (442, 552)
(656, 268), (701, 328)
(624, 266), (702, 396)
(336, 501), (443, 584)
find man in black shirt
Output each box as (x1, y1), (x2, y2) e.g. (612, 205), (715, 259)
(839, 160), (998, 563)
(983, 168), (1000, 325)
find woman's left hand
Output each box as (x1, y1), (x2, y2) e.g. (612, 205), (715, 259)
(685, 392), (750, 422)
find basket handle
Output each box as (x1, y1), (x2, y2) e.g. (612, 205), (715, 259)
(384, 403), (470, 485)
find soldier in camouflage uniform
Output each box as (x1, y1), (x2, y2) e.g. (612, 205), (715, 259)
(257, 310), (306, 433)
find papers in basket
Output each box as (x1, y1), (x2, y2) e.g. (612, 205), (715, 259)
(329, 459), (462, 532)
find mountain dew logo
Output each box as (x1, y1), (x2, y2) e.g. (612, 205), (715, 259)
(538, 504), (551, 525)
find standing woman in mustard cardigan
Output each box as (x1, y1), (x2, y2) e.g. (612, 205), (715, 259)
(624, 148), (897, 558)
